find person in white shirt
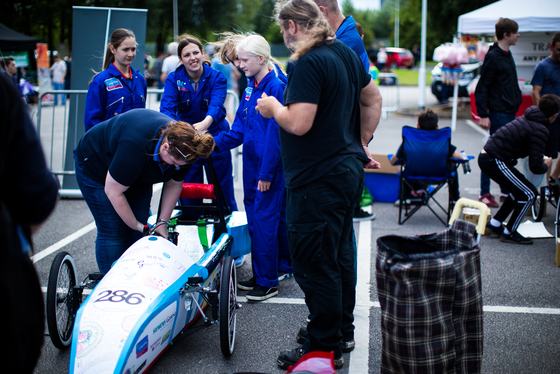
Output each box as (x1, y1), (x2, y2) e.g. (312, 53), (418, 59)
(160, 42), (180, 85)
(50, 54), (67, 105)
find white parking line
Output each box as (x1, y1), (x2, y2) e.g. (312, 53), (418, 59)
(34, 184), (165, 265)
(32, 222), (96, 263)
(465, 119), (490, 137)
(350, 219), (373, 373)
(234, 296), (560, 315)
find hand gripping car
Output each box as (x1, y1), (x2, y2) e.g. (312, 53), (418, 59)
(46, 158), (250, 373)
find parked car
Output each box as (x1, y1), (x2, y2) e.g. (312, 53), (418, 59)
(430, 59), (483, 103)
(385, 48), (414, 69)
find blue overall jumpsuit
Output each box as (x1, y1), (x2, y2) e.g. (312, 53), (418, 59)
(214, 70), (291, 288)
(84, 63), (147, 132)
(160, 64), (238, 212)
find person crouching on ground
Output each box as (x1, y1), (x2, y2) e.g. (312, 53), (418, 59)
(480, 94), (560, 244)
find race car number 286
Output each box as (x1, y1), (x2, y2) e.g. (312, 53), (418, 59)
(93, 285), (146, 312)
(95, 290), (145, 304)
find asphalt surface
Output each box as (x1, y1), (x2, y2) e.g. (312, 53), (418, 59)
(30, 87), (560, 373)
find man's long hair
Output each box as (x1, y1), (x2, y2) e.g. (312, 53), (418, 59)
(274, 0), (334, 60)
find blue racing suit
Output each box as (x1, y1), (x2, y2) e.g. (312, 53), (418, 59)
(273, 62), (288, 84)
(84, 63), (147, 131)
(214, 70), (291, 288)
(160, 64), (238, 211)
(336, 15), (369, 72)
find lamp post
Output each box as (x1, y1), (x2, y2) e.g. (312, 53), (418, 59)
(394, 0), (400, 48)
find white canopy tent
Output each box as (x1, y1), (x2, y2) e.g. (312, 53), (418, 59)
(447, 0), (560, 130)
(458, 0), (560, 34)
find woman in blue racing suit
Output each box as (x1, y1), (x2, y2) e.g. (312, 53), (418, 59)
(160, 34), (237, 212)
(84, 28), (147, 132)
(213, 34), (291, 301)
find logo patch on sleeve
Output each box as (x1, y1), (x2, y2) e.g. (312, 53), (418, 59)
(177, 80), (189, 92)
(104, 77), (123, 91)
(244, 87), (252, 101)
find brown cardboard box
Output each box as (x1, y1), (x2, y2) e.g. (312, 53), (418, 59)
(463, 208), (492, 234)
(363, 154), (401, 202)
(365, 153), (400, 175)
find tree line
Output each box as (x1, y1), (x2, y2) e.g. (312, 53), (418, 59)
(1, 0), (495, 58)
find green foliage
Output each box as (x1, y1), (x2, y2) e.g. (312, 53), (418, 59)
(391, 63), (436, 86)
(341, 0), (356, 15)
(0, 0), (497, 59)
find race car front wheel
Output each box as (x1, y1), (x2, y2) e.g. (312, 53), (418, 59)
(47, 251), (78, 349)
(219, 256), (237, 357)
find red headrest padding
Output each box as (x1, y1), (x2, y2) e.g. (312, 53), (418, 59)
(180, 183), (216, 199)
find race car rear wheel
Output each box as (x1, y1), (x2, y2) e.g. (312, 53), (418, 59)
(47, 251), (78, 349)
(219, 256), (237, 357)
(555, 202), (560, 246)
(531, 187), (546, 222)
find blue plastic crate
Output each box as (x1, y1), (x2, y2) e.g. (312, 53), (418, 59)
(364, 171), (400, 203)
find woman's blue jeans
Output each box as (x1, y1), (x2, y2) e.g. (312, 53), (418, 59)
(74, 154), (152, 273)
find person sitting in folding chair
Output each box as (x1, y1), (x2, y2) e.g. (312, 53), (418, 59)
(390, 109), (464, 225)
(479, 94), (560, 245)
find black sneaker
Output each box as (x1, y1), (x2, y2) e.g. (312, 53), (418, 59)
(296, 326), (307, 344)
(343, 340), (356, 353)
(277, 346), (306, 370)
(296, 326), (355, 353)
(278, 346), (343, 369)
(246, 284), (278, 301)
(353, 207), (375, 222)
(485, 222), (503, 238)
(278, 271), (294, 281)
(334, 356), (344, 368)
(238, 276), (256, 291)
(500, 231), (533, 245)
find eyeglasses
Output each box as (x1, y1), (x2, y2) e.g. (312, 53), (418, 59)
(224, 54), (237, 64)
(174, 146), (197, 163)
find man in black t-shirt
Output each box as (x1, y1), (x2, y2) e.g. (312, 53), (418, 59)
(256, 0), (382, 369)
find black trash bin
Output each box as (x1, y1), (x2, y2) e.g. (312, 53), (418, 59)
(376, 220), (483, 374)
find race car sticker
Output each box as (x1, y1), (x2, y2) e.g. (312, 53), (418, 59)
(124, 302), (177, 374)
(76, 322), (103, 359)
(136, 335), (148, 358)
(104, 77), (123, 91)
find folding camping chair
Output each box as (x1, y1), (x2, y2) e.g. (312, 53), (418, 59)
(397, 126), (459, 225)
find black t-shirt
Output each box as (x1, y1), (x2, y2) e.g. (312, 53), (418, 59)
(75, 109), (190, 194)
(282, 39), (371, 188)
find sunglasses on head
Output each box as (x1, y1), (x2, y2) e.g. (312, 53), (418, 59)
(224, 54), (237, 64)
(174, 146), (197, 163)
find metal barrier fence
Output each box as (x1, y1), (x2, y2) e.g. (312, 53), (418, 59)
(35, 89), (240, 198)
(378, 72), (400, 119)
(35, 81), (395, 197)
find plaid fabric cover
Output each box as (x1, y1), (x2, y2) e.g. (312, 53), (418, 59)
(376, 220), (483, 374)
